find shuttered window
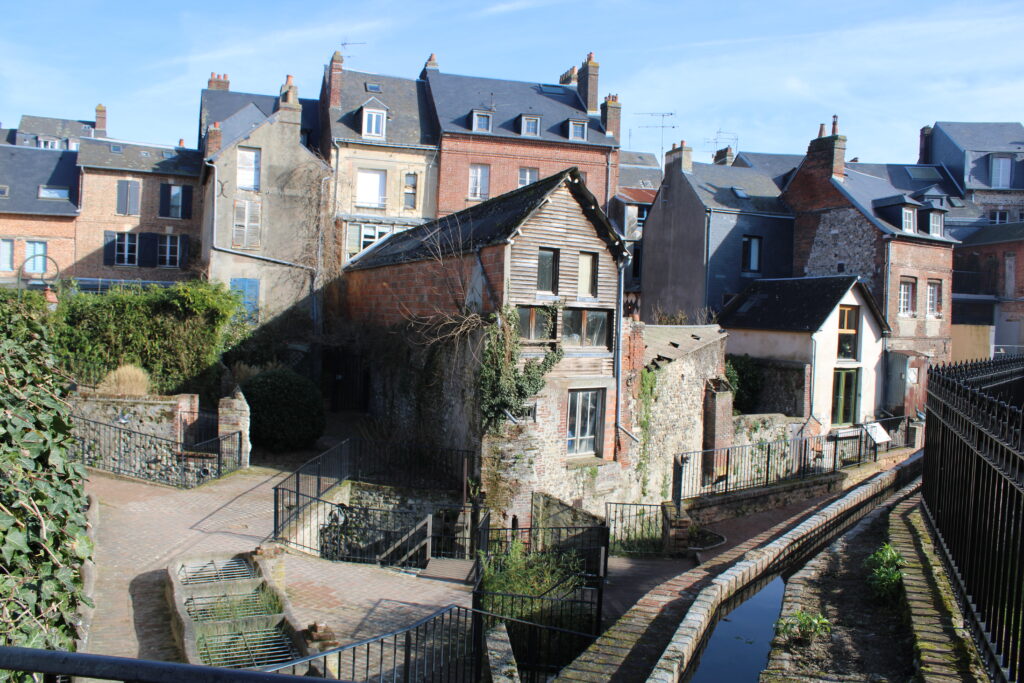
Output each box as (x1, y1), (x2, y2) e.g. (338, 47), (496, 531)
(230, 278), (260, 322)
(24, 241), (46, 274)
(159, 184), (192, 219)
(232, 199), (261, 248)
(116, 180), (141, 215)
(0, 239), (11, 271)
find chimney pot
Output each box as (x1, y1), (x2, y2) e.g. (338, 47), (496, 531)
(207, 72), (230, 91)
(587, 51), (595, 62)
(178, 138), (184, 147)
(817, 123), (826, 138)
(213, 121), (220, 129)
(831, 114), (839, 135)
(286, 74), (294, 85)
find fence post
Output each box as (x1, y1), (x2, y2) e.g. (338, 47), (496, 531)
(403, 630), (413, 683)
(471, 591), (484, 683)
(273, 487), (279, 540)
(426, 514), (433, 562)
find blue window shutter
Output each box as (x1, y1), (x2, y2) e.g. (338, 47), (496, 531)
(230, 278), (260, 320)
(158, 184), (170, 217)
(102, 231), (116, 265)
(181, 185), (193, 219)
(139, 233), (158, 268)
(179, 235), (190, 268)
(128, 180), (141, 215)
(116, 181), (128, 215)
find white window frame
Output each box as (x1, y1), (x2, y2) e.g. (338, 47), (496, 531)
(742, 235), (762, 273)
(360, 224), (393, 251)
(899, 278), (917, 317)
(519, 167), (539, 188)
(991, 156), (1011, 189)
(232, 199), (261, 248)
(24, 241), (46, 274)
(521, 116), (540, 136)
(237, 148), (261, 192)
(0, 239), (12, 271)
(38, 139), (57, 149)
(355, 169), (388, 209)
(902, 207), (916, 232)
(362, 108), (386, 139)
(567, 388), (604, 456)
(992, 210), (1009, 224)
(568, 120), (587, 141)
(929, 212), (943, 235)
(926, 280), (942, 318)
(469, 164), (490, 200)
(472, 111), (492, 133)
(114, 233), (138, 266)
(158, 235), (181, 268)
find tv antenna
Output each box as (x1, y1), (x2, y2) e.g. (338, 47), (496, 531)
(637, 112), (677, 160)
(703, 129), (739, 158)
(338, 41), (367, 59)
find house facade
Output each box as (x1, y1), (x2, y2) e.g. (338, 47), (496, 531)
(718, 276), (889, 430)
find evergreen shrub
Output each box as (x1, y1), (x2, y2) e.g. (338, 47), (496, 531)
(241, 367), (325, 452)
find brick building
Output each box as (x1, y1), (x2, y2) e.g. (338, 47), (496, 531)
(423, 53), (621, 216)
(70, 138), (203, 288)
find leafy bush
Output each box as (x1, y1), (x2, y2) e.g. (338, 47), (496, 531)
(775, 610), (832, 643)
(480, 539), (582, 596)
(0, 297), (92, 652)
(241, 367), (325, 452)
(864, 542), (906, 601)
(726, 354), (762, 414)
(97, 364), (151, 395)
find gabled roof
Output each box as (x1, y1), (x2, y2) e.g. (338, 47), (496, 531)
(0, 147), (79, 216)
(424, 71), (615, 148)
(77, 138), (202, 177)
(619, 149), (662, 189)
(959, 221), (1024, 247)
(718, 276), (889, 334)
(837, 168), (958, 242)
(328, 70), (436, 147)
(199, 89), (320, 146)
(17, 115), (95, 141)
(616, 187), (657, 205)
(218, 103), (270, 151)
(347, 168), (626, 271)
(685, 162), (791, 215)
(933, 122), (1024, 153)
(642, 325), (726, 368)
(733, 151), (803, 189)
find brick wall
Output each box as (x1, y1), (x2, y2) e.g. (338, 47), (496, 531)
(0, 214), (76, 282)
(435, 134), (618, 216)
(886, 239), (952, 361)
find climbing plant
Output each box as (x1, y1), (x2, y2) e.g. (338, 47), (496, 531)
(636, 367), (659, 496)
(0, 296), (92, 655)
(479, 305), (563, 432)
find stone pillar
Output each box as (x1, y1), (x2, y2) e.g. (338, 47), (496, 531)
(702, 378), (733, 479)
(218, 386), (251, 468)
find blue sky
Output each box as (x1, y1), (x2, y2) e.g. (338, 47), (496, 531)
(3, 0), (1022, 164)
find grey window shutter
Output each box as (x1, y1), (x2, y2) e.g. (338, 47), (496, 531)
(179, 235), (190, 268)
(139, 233), (158, 268)
(181, 185), (193, 219)
(103, 231), (116, 265)
(116, 181), (128, 215)
(158, 184), (170, 217)
(128, 181), (141, 215)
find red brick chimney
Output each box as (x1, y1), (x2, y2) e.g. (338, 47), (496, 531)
(420, 53), (439, 79)
(94, 104), (107, 138)
(177, 138), (184, 148)
(665, 140), (693, 175)
(600, 94), (621, 140)
(206, 121), (222, 156)
(324, 52), (344, 108)
(559, 65), (578, 86)
(713, 146), (734, 165)
(207, 73), (230, 91)
(804, 115), (846, 180)
(577, 52), (599, 114)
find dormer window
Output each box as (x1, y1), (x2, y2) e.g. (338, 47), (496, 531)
(521, 115), (540, 136)
(929, 212), (944, 236)
(362, 108), (386, 139)
(991, 156), (1012, 189)
(902, 207), (916, 232)
(568, 120), (587, 141)
(472, 111), (492, 133)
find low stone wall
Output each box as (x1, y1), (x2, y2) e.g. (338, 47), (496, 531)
(72, 392), (198, 442)
(341, 481), (462, 516)
(733, 413), (802, 447)
(486, 623), (521, 682)
(531, 492), (604, 529)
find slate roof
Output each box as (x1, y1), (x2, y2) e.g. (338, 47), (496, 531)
(77, 138), (202, 177)
(718, 276), (888, 333)
(0, 146), (79, 216)
(933, 122), (1024, 152)
(642, 325), (726, 367)
(17, 115), (95, 141)
(732, 151), (803, 189)
(199, 89), (320, 147)
(619, 150), (662, 189)
(684, 162), (790, 215)
(328, 70), (436, 147)
(0, 129), (15, 145)
(424, 70), (616, 148)
(616, 187), (657, 204)
(959, 221), (1024, 247)
(837, 168), (958, 242)
(347, 168), (626, 271)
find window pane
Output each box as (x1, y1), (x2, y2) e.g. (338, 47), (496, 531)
(356, 170), (387, 207)
(578, 253), (597, 297)
(563, 309), (582, 344)
(237, 148), (260, 191)
(0, 240), (12, 271)
(585, 311), (608, 347)
(517, 306), (532, 339)
(25, 242), (46, 274)
(537, 248), (556, 292)
(532, 307), (551, 339)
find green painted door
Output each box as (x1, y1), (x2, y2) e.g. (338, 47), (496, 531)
(832, 368), (859, 425)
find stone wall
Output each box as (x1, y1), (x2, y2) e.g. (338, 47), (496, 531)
(732, 413), (802, 447)
(218, 387), (251, 468)
(338, 480), (462, 517)
(72, 392), (198, 441)
(530, 492), (604, 529)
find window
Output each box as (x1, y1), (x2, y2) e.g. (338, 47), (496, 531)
(116, 180), (141, 216)
(635, 205), (649, 230)
(114, 233), (138, 266)
(230, 278), (260, 323)
(237, 148), (261, 191)
(158, 235), (181, 268)
(38, 139), (57, 149)
(162, 150), (175, 159)
(519, 167), (539, 188)
(517, 306), (554, 341)
(991, 210), (1009, 224)
(472, 111), (492, 132)
(991, 156), (1011, 189)
(360, 224), (393, 251)
(159, 184), (192, 219)
(0, 185), (8, 198)
(630, 243), (642, 280)
(38, 186), (69, 200)
(0, 239), (12, 271)
(110, 144), (123, 154)
(365, 83), (382, 93)
(578, 252), (598, 298)
(24, 241), (46, 274)
(902, 207), (916, 232)
(355, 169), (387, 208)
(837, 305), (859, 360)
(568, 120), (587, 141)
(831, 369), (859, 426)
(927, 280), (942, 317)
(232, 199), (261, 248)
(578, 171), (588, 185)
(567, 389), (603, 455)
(537, 248), (559, 293)
(468, 164), (490, 200)
(562, 309), (610, 348)
(928, 212), (943, 236)
(741, 235), (762, 273)
(362, 109), (386, 139)
(403, 173), (417, 210)
(899, 277), (917, 316)
(521, 116), (540, 136)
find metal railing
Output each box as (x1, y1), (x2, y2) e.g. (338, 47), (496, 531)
(924, 356), (1024, 681)
(179, 408), (221, 448)
(70, 415), (241, 488)
(606, 502), (664, 556)
(672, 415), (913, 505)
(484, 525), (610, 579)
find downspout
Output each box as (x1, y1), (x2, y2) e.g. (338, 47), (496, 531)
(615, 256), (640, 446)
(703, 209), (712, 308)
(605, 148), (612, 208)
(882, 237), (892, 409)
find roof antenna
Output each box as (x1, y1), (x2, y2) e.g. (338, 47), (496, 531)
(338, 40), (367, 60)
(637, 112), (677, 161)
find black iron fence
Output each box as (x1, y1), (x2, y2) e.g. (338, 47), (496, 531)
(71, 415), (241, 488)
(606, 502), (664, 556)
(924, 357), (1024, 682)
(673, 415), (913, 505)
(179, 408), (221, 448)
(484, 525), (610, 579)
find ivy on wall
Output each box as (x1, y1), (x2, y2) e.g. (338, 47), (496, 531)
(637, 367), (659, 496)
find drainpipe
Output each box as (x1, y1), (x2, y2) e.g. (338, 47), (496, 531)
(809, 333), (817, 425)
(605, 149), (612, 208)
(882, 236), (892, 409)
(615, 257), (640, 446)
(703, 209), (712, 308)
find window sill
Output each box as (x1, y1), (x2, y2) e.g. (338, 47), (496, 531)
(575, 296), (599, 303)
(564, 455), (608, 469)
(740, 271), (762, 278)
(466, 196), (489, 202)
(563, 348), (613, 358)
(113, 264), (139, 268)
(354, 204), (387, 210)
(158, 215), (185, 221)
(534, 293), (559, 301)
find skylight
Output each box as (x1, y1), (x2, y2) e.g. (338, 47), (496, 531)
(906, 166), (942, 181)
(110, 144), (123, 154)
(949, 197), (965, 207)
(162, 151), (175, 159)
(365, 83), (382, 93)
(539, 84), (563, 94)
(140, 151), (150, 157)
(732, 186), (750, 199)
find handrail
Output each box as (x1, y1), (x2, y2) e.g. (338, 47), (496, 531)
(377, 515), (431, 565)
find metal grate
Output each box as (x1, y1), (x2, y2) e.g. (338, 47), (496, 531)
(196, 628), (297, 669)
(178, 557), (255, 585)
(184, 591), (278, 622)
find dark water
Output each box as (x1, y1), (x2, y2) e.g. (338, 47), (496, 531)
(688, 576), (785, 682)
